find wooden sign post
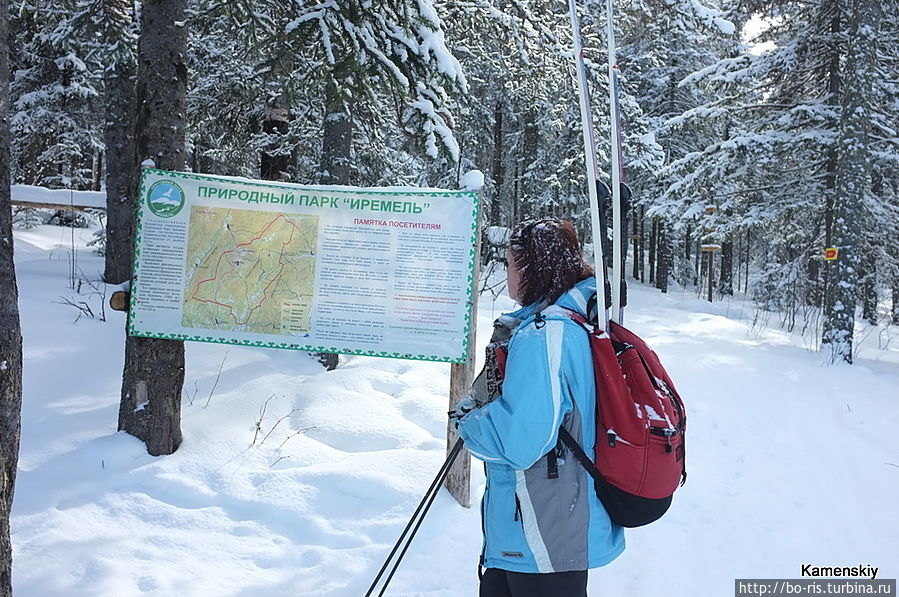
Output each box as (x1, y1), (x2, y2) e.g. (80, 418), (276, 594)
(701, 244), (721, 302)
(109, 290), (130, 312)
(444, 200), (482, 509)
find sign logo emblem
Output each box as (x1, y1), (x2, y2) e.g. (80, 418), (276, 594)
(824, 247), (839, 261)
(147, 180), (185, 218)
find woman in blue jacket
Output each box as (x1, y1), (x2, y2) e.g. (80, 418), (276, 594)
(454, 219), (624, 597)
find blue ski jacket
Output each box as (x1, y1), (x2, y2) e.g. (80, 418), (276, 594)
(457, 277), (625, 573)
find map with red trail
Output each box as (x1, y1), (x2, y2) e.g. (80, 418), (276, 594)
(182, 207), (319, 335)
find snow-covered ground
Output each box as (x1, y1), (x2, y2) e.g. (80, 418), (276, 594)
(10, 221), (899, 596)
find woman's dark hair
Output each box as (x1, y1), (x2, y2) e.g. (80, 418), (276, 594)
(508, 218), (594, 306)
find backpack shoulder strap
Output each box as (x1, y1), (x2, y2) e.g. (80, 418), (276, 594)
(586, 293), (599, 327)
(558, 426), (604, 485)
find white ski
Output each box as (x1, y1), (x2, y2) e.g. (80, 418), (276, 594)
(567, 0), (610, 331)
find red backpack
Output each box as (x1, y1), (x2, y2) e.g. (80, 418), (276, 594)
(557, 312), (687, 527)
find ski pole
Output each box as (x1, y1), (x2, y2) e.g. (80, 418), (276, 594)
(606, 0), (625, 325)
(364, 437), (465, 597)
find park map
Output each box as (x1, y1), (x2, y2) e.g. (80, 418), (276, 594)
(182, 207), (319, 336)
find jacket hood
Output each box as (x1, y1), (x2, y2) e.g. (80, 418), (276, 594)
(554, 276), (598, 318)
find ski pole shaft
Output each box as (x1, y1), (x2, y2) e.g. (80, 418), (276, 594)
(377, 440), (461, 597)
(364, 438), (465, 597)
(606, 0), (624, 324)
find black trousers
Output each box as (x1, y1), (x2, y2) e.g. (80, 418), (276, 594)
(479, 567), (588, 597)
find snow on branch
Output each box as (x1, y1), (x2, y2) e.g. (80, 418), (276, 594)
(687, 0), (735, 36)
(407, 89), (460, 162)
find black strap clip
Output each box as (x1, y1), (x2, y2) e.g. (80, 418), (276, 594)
(546, 438), (562, 479)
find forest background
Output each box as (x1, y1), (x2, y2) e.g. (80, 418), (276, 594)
(7, 0), (899, 366)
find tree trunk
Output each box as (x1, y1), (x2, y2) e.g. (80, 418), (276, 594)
(631, 208), (639, 279)
(319, 81), (352, 186)
(822, 0), (877, 364)
(694, 237), (701, 288)
(892, 278), (899, 325)
(806, 256), (822, 307)
(684, 224), (691, 261)
(743, 228), (751, 293)
(860, 257), (877, 325)
(118, 0), (188, 455)
(656, 221), (669, 294)
(261, 93), (290, 181)
(490, 101), (504, 227)
(519, 108), (538, 226)
(719, 240), (734, 295)
(104, 49), (137, 284)
(316, 81), (353, 371)
(618, 195), (629, 309)
(0, 1), (25, 591)
(639, 206), (645, 283)
(511, 162), (519, 236)
(648, 217), (657, 285)
(93, 150), (103, 191)
(821, 9), (841, 339)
